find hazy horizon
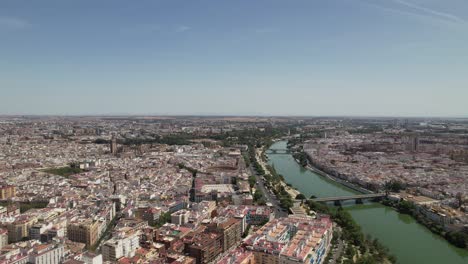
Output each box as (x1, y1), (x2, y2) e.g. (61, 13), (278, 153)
(1, 0), (467, 116)
(1, 113), (467, 119)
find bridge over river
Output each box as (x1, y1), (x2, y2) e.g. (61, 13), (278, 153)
(268, 140), (468, 264)
(307, 193), (387, 203)
(266, 148), (291, 154)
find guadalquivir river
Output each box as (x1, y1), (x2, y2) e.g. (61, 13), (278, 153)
(267, 141), (468, 264)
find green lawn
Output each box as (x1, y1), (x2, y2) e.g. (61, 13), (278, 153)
(42, 166), (83, 178)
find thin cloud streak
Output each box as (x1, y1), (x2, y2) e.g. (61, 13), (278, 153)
(361, 0), (467, 26)
(393, 0), (465, 24)
(0, 16), (30, 30)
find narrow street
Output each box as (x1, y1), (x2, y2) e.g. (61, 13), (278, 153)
(249, 148), (287, 218)
(254, 168), (288, 218)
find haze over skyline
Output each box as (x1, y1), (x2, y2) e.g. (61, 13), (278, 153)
(1, 0), (467, 117)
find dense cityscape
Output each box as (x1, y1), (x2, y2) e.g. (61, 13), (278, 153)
(3, 0), (468, 263)
(0, 116), (466, 264)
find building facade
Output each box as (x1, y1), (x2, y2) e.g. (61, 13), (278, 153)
(67, 220), (100, 248)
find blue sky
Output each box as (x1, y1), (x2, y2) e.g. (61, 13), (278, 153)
(1, 0), (467, 116)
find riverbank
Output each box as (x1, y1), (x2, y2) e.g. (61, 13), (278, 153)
(268, 140), (468, 264)
(293, 149), (468, 251)
(381, 199), (468, 249)
(257, 147), (301, 199)
(262, 145), (396, 263)
(305, 163), (373, 195)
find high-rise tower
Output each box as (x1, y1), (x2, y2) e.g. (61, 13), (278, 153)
(110, 136), (117, 155)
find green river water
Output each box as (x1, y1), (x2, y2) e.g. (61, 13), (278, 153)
(267, 141), (468, 264)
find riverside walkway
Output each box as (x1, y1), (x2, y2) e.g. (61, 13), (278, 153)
(305, 193), (386, 203)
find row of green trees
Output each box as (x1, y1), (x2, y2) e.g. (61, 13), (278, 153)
(245, 139), (294, 209)
(382, 198), (468, 249)
(287, 136), (309, 167)
(91, 215), (119, 251)
(383, 180), (405, 193)
(95, 125), (292, 149)
(253, 190), (266, 205)
(94, 133), (194, 146)
(247, 144), (266, 175)
(292, 150), (309, 167)
(307, 200), (397, 263)
(263, 163), (294, 209)
(212, 126), (290, 147)
(446, 231), (468, 249)
(248, 176), (256, 188)
(122, 134), (194, 146)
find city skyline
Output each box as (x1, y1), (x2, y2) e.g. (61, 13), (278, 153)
(1, 0), (468, 116)
(0, 115), (467, 263)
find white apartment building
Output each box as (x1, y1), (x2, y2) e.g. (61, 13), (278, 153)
(101, 232), (140, 261)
